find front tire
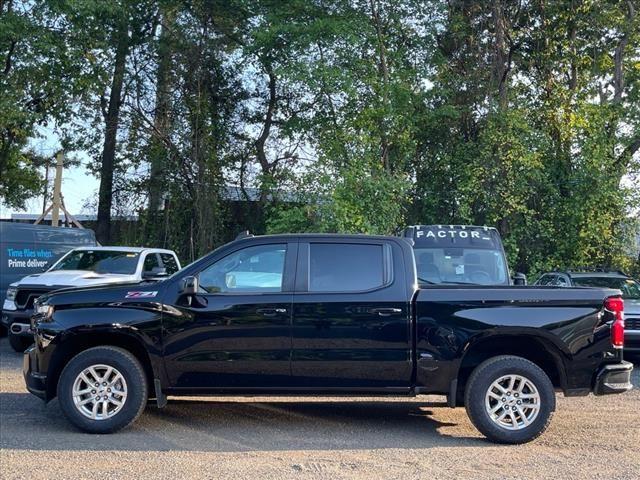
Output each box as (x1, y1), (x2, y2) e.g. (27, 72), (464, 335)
(464, 355), (555, 444)
(57, 346), (148, 433)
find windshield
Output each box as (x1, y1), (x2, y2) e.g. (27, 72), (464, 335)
(50, 250), (140, 275)
(415, 247), (509, 285)
(572, 277), (640, 299)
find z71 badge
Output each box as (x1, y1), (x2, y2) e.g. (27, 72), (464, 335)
(125, 291), (158, 298)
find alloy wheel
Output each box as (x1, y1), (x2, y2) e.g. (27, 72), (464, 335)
(71, 364), (128, 420)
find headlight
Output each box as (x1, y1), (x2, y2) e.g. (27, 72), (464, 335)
(6, 287), (17, 301)
(35, 303), (54, 318)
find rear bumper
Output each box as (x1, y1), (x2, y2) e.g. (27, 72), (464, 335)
(593, 360), (634, 395)
(23, 345), (46, 400)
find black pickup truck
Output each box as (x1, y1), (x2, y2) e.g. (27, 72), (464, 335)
(24, 234), (633, 443)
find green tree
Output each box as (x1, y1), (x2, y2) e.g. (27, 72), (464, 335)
(412, 0), (640, 275)
(0, 1), (87, 208)
(2, 0), (638, 275)
(265, 0), (437, 234)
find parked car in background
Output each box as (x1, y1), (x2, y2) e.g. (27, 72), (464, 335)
(0, 223), (97, 336)
(534, 269), (640, 357)
(401, 225), (527, 285)
(2, 246), (181, 352)
(24, 233), (632, 443)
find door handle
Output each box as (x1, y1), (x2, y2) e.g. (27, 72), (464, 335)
(370, 308), (402, 317)
(257, 308), (287, 317)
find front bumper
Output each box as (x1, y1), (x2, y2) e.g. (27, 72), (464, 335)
(1, 309), (34, 336)
(23, 345), (46, 400)
(593, 360), (634, 395)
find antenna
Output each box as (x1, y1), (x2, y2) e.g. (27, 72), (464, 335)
(235, 230), (253, 240)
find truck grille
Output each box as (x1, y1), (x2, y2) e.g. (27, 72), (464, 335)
(625, 317), (640, 331)
(15, 288), (55, 310)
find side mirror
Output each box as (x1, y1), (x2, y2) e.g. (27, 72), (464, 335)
(143, 267), (168, 279)
(513, 273), (527, 286)
(179, 276), (199, 295)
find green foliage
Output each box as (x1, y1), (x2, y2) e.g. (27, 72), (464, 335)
(0, 149), (43, 209)
(410, 0), (640, 275)
(267, 158), (409, 235)
(0, 2), (61, 207)
(1, 0), (638, 273)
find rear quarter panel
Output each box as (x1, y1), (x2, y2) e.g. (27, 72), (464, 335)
(416, 286), (620, 394)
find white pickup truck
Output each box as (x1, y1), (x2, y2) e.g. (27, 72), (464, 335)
(1, 246), (181, 351)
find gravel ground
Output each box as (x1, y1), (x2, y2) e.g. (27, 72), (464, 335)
(1, 339), (638, 480)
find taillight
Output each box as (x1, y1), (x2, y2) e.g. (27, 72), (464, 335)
(604, 297), (624, 348)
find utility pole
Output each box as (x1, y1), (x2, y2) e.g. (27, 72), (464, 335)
(51, 151), (64, 227)
(42, 162), (50, 214)
(34, 150), (84, 229)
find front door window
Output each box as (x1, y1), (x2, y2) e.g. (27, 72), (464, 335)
(198, 244), (287, 293)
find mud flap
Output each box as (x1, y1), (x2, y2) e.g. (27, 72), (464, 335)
(154, 379), (167, 408)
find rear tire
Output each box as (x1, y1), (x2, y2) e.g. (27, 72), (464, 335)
(464, 355), (555, 444)
(57, 346), (148, 433)
(8, 330), (32, 352)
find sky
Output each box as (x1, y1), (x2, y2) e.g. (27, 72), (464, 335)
(1, 127), (99, 219)
(7, 163), (98, 217)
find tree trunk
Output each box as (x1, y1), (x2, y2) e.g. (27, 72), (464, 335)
(370, 0), (391, 171)
(568, 14), (577, 92)
(612, 1), (637, 174)
(146, 8), (175, 245)
(492, 0), (509, 109)
(613, 1), (635, 104)
(96, 20), (130, 244)
(255, 64), (277, 204)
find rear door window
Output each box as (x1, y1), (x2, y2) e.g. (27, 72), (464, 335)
(308, 243), (386, 292)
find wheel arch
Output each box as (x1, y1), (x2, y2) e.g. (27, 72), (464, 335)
(454, 333), (568, 406)
(45, 329), (157, 401)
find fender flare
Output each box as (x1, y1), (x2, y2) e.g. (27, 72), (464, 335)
(454, 329), (570, 394)
(45, 324), (165, 401)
